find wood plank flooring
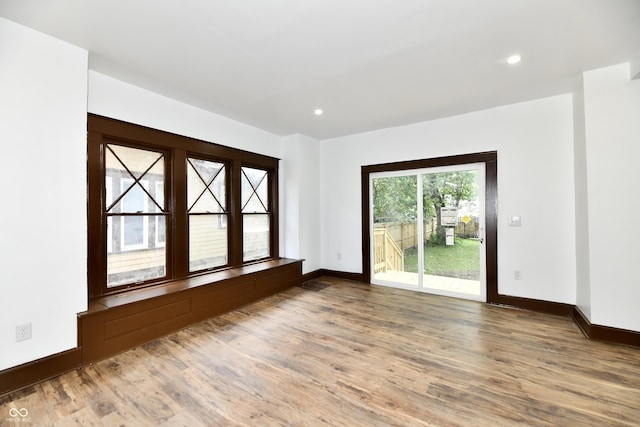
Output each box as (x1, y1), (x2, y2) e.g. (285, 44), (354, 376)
(2, 277), (639, 426)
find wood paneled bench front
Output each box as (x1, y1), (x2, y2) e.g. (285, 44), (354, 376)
(78, 258), (303, 364)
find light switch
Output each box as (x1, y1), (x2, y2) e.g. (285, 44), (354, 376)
(508, 216), (521, 227)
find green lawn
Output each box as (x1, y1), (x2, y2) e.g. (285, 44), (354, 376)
(404, 238), (480, 280)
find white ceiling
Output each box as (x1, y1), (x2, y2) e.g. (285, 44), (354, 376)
(1, 0), (639, 139)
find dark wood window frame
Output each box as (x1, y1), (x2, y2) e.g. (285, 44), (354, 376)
(240, 165), (275, 263)
(88, 114), (280, 299)
(361, 151), (498, 303)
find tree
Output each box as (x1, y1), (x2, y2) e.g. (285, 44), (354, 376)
(373, 171), (477, 244)
(423, 170), (478, 245)
(373, 175), (417, 223)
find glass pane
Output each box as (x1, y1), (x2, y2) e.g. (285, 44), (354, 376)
(422, 169), (481, 297)
(188, 159), (226, 213)
(189, 214), (228, 271)
(155, 182), (164, 212)
(156, 216), (166, 246)
(241, 167), (268, 213)
(106, 177), (113, 253)
(120, 179), (147, 214)
(371, 166), (485, 301)
(106, 144), (164, 213)
(123, 216), (145, 247)
(243, 214), (270, 261)
(190, 158), (224, 187)
(371, 175), (418, 287)
(107, 216), (166, 287)
(190, 191), (224, 213)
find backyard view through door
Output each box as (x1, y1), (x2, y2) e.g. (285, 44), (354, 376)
(371, 164), (486, 301)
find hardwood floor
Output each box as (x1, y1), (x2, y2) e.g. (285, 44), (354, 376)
(2, 277), (639, 426)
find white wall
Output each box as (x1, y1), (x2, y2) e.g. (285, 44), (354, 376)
(281, 134), (322, 274)
(583, 63), (640, 331)
(320, 95), (577, 304)
(573, 76), (592, 320)
(0, 18), (88, 370)
(88, 72), (282, 159)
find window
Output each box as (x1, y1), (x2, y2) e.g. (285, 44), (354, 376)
(105, 144), (166, 288)
(88, 115), (279, 298)
(187, 158), (228, 272)
(241, 166), (272, 262)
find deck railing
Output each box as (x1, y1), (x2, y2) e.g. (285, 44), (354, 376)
(373, 228), (404, 273)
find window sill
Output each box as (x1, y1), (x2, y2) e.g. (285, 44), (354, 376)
(85, 258), (302, 314)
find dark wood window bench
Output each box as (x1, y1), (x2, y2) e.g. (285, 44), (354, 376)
(78, 258), (303, 363)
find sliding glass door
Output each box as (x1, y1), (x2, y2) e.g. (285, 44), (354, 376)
(371, 173), (419, 287)
(371, 163), (486, 301)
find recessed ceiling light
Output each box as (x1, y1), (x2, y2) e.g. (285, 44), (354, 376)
(314, 109), (323, 116)
(507, 54), (522, 65)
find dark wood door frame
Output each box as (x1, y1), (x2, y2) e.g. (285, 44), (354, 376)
(361, 151), (498, 303)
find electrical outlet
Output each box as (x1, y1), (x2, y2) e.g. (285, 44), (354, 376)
(514, 270), (523, 280)
(337, 252), (342, 261)
(16, 323), (32, 342)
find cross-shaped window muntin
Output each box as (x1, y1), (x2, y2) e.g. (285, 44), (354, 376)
(187, 158), (226, 213)
(241, 167), (268, 213)
(105, 144), (165, 214)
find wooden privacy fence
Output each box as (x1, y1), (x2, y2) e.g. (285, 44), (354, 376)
(377, 220), (435, 251)
(373, 228), (404, 273)
(456, 219), (480, 239)
(379, 218), (480, 251)
(373, 219), (480, 273)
